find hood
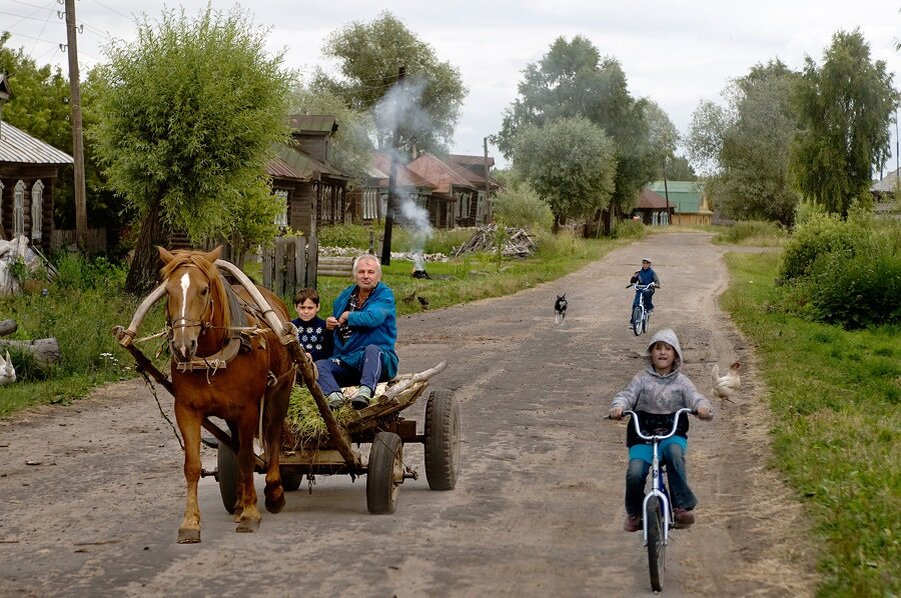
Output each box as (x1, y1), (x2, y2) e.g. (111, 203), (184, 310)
(644, 328), (683, 373)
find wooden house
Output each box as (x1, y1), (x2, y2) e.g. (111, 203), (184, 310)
(407, 152), (479, 227)
(0, 75), (73, 252)
(446, 154), (499, 225)
(632, 187), (674, 226)
(647, 181), (712, 225)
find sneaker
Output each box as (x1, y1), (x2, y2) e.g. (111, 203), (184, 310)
(623, 514), (641, 532)
(326, 391), (345, 411)
(351, 386), (372, 410)
(673, 508), (695, 527)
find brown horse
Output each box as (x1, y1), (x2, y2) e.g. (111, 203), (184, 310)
(158, 246), (294, 543)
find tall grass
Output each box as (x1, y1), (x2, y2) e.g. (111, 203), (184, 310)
(721, 252), (899, 596)
(711, 220), (788, 246)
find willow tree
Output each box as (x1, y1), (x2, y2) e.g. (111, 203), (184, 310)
(513, 117), (617, 230)
(90, 6), (293, 293)
(790, 29), (898, 217)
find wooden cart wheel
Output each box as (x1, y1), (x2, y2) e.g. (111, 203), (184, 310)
(366, 432), (403, 514)
(217, 442), (238, 515)
(424, 388), (460, 490)
(282, 473), (302, 492)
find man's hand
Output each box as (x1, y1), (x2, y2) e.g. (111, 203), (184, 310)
(696, 406), (713, 420)
(325, 316), (340, 330)
(609, 407), (623, 420)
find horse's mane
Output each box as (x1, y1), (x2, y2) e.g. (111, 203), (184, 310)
(160, 250), (231, 326)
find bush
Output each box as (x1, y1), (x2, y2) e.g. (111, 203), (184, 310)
(492, 183), (553, 231)
(53, 253), (127, 290)
(611, 218), (645, 239)
(713, 220), (786, 245)
(778, 212), (859, 281)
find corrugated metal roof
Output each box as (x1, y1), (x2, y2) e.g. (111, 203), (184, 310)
(0, 120), (73, 165)
(407, 152), (476, 193)
(372, 152), (434, 188)
(448, 154), (495, 168)
(648, 181), (711, 214)
(872, 171), (898, 193)
(276, 144), (348, 180)
(266, 155), (307, 181)
(635, 187), (670, 209)
(287, 114), (338, 134)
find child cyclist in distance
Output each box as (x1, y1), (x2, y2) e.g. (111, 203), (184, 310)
(609, 328), (713, 532)
(291, 288), (334, 363)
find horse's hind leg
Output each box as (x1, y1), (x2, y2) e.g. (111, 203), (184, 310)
(234, 417), (262, 533)
(174, 403), (202, 543)
(263, 381), (291, 514)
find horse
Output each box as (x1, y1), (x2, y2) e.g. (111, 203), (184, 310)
(158, 246), (295, 543)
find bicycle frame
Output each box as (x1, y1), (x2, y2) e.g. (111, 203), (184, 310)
(628, 283), (653, 335)
(625, 408), (693, 546)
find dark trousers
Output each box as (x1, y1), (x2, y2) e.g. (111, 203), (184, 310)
(632, 288), (655, 312)
(625, 443), (696, 517)
(315, 345), (384, 395)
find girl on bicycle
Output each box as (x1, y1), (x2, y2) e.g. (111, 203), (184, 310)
(609, 328), (713, 532)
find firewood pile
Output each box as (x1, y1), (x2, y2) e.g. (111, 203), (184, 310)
(453, 224), (535, 258)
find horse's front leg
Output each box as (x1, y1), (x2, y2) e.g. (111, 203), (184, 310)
(174, 403), (203, 543)
(234, 414), (262, 533)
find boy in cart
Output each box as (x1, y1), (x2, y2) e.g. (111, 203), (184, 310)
(291, 287), (334, 363)
(608, 328), (713, 532)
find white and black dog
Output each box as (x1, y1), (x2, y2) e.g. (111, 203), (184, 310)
(554, 294), (568, 326)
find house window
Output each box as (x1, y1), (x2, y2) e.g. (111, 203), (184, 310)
(31, 179), (44, 241)
(273, 189), (288, 229)
(13, 180), (26, 238)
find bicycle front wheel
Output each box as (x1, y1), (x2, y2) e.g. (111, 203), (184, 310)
(646, 496), (666, 592)
(632, 306), (643, 336)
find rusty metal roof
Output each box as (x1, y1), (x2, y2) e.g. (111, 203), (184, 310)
(287, 114), (338, 134)
(276, 144), (348, 181)
(0, 120), (73, 165)
(407, 152), (476, 193)
(372, 152), (434, 189)
(266, 155), (307, 181)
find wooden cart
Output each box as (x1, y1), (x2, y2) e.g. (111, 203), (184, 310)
(208, 362), (461, 515)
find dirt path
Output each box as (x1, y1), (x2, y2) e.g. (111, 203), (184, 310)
(0, 232), (816, 596)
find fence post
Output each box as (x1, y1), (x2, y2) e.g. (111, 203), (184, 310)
(262, 247), (273, 291)
(274, 237), (286, 296)
(306, 234), (318, 289)
(294, 237), (306, 292)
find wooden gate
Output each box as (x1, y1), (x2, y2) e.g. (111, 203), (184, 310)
(261, 235), (318, 296)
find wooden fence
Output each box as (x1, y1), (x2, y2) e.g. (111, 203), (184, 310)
(261, 235), (319, 297)
(50, 228), (107, 253)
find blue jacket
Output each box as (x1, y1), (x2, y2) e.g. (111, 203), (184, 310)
(331, 282), (399, 378)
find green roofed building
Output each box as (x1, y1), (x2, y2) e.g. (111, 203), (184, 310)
(648, 181), (713, 225)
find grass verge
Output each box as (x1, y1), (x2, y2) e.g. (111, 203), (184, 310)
(720, 251), (899, 596)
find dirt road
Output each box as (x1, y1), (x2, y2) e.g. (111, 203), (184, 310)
(0, 232), (815, 596)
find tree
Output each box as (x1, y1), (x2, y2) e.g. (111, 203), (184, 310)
(313, 11), (467, 155)
(90, 6), (294, 292)
(513, 117), (616, 230)
(790, 29), (899, 217)
(689, 60), (802, 224)
(498, 36), (668, 231)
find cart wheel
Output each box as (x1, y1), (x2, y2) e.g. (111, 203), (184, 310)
(424, 388), (460, 490)
(217, 442), (238, 515)
(282, 473), (302, 492)
(367, 432), (403, 514)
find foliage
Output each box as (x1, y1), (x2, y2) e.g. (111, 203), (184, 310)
(490, 179), (553, 231)
(90, 5), (294, 292)
(790, 29), (899, 217)
(498, 36), (670, 220)
(711, 221), (787, 246)
(513, 117), (616, 227)
(721, 252), (899, 595)
(776, 211), (900, 328)
(313, 11), (467, 155)
(289, 82), (375, 186)
(687, 60), (802, 225)
(610, 218), (647, 240)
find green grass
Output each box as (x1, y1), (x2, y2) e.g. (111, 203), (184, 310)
(721, 252), (900, 596)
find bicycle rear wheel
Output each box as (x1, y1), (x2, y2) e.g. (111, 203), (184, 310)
(646, 496), (666, 592)
(632, 306), (643, 336)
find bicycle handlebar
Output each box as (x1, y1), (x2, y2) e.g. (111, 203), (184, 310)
(626, 283), (658, 290)
(621, 408), (693, 441)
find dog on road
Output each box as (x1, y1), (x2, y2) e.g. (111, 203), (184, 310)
(554, 294), (568, 326)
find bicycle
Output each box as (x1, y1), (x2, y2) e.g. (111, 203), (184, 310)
(618, 407), (694, 593)
(627, 282), (656, 336)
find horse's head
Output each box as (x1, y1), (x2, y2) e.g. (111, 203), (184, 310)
(158, 246), (229, 362)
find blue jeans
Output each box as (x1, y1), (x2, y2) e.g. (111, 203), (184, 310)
(625, 442), (696, 517)
(632, 288), (655, 312)
(315, 345), (385, 395)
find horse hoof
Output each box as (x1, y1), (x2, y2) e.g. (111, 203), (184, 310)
(236, 518), (260, 533)
(265, 486), (285, 514)
(177, 528), (201, 544)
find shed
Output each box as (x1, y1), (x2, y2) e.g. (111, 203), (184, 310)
(647, 181), (712, 225)
(0, 73), (73, 251)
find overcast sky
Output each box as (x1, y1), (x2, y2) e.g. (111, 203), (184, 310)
(3, 0), (901, 173)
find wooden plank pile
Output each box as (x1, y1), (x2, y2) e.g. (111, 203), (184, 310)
(453, 224), (535, 258)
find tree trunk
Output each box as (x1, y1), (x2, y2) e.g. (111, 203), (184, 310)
(125, 199), (168, 295)
(0, 319), (16, 337)
(0, 338), (60, 368)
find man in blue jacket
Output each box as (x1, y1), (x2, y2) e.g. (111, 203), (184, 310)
(316, 254), (399, 410)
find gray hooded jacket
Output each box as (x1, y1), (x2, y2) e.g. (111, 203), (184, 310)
(611, 329), (712, 444)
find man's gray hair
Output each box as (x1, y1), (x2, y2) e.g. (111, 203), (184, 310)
(353, 253), (382, 275)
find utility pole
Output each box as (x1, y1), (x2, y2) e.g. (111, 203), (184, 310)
(381, 66), (405, 267)
(483, 137), (491, 221)
(662, 156), (670, 226)
(64, 0), (87, 249)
